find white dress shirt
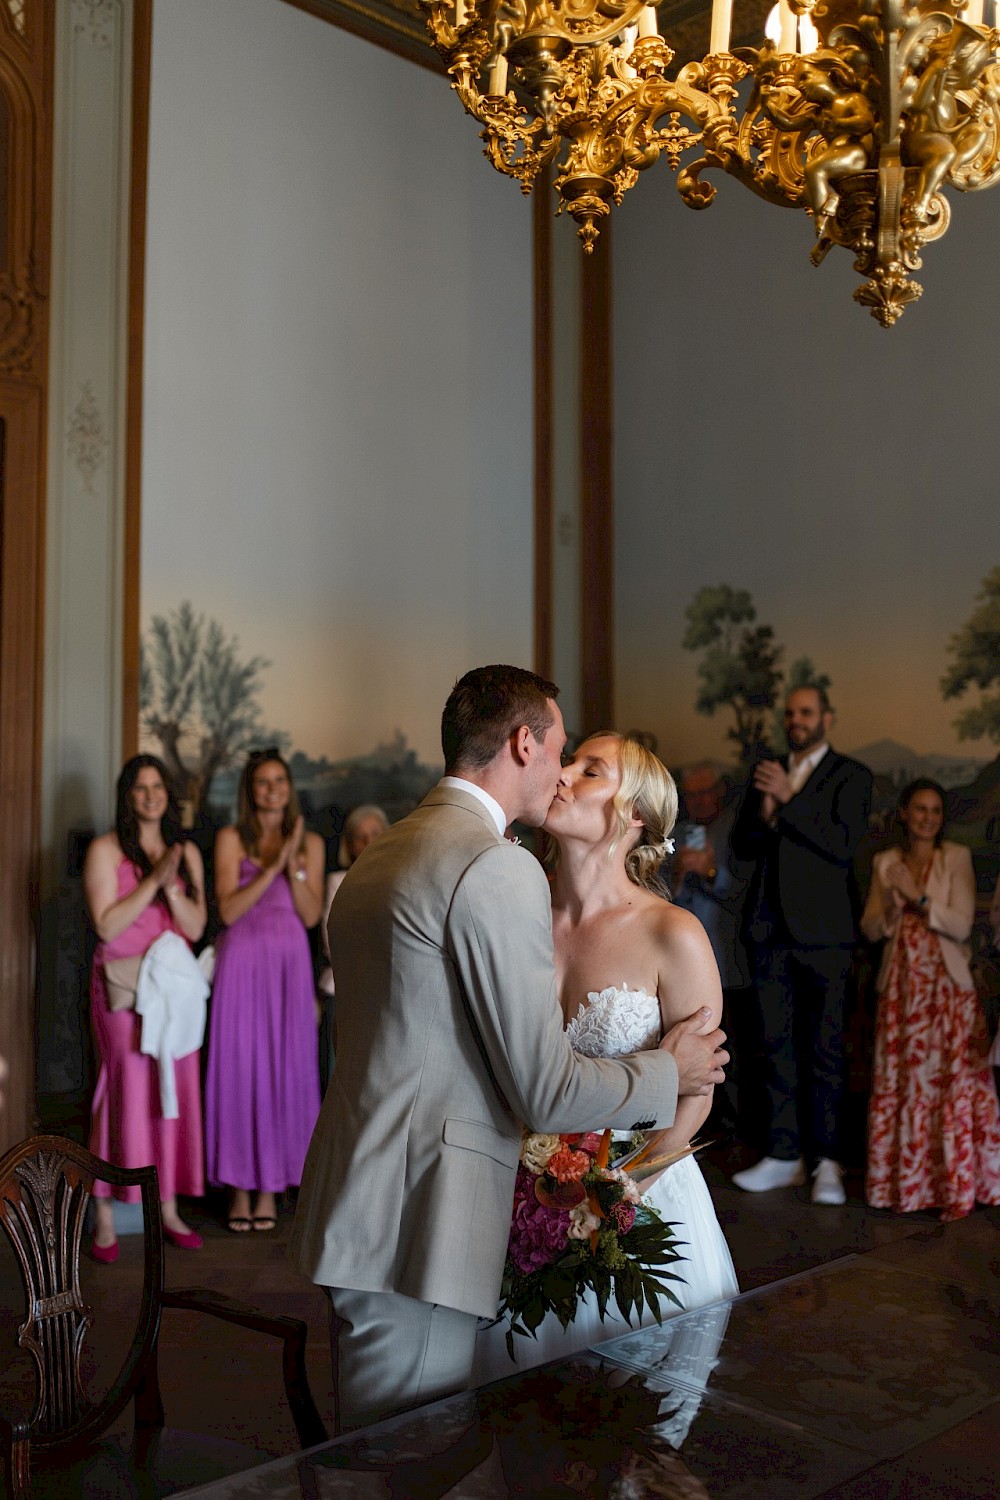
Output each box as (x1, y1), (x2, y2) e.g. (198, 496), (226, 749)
(787, 741), (829, 796)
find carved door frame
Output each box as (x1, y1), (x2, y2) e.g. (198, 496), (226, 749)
(0, 0), (53, 1149)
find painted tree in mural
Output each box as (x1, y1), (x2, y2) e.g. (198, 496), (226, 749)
(140, 601), (287, 813)
(941, 566), (1000, 746)
(682, 586), (784, 761)
(785, 657), (832, 698)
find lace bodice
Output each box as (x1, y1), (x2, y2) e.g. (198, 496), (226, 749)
(565, 984), (662, 1059)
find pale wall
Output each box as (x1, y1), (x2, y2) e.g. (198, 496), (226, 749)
(141, 0), (533, 770)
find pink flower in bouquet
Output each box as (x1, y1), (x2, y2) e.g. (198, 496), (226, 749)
(606, 1167), (641, 1204)
(508, 1166), (571, 1274)
(609, 1200), (636, 1235)
(567, 1202), (602, 1240)
(546, 1146), (590, 1183)
(577, 1132), (604, 1156)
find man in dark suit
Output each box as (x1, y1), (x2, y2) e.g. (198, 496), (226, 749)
(730, 685), (872, 1204)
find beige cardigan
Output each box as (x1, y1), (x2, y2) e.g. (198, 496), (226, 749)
(862, 841), (975, 992)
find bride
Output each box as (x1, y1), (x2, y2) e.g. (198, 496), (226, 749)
(473, 732), (739, 1384)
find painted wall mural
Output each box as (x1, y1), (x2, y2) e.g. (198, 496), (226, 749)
(670, 573), (997, 797)
(139, 599), (439, 836)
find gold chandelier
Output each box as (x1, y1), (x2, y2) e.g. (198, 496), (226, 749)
(420, 0), (1000, 325)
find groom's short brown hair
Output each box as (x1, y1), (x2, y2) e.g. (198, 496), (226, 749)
(442, 665), (560, 773)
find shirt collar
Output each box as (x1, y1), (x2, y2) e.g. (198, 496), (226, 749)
(439, 776), (508, 837)
(789, 741), (829, 777)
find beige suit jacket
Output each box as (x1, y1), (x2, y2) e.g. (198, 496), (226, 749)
(289, 784), (679, 1318)
(861, 841), (975, 992)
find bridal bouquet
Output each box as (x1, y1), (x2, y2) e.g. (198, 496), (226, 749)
(496, 1128), (689, 1359)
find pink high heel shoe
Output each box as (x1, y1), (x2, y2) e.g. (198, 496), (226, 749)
(91, 1240), (119, 1265)
(163, 1226), (202, 1250)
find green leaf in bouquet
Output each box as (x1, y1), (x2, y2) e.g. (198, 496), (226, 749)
(614, 1260), (640, 1325)
(594, 1270), (611, 1321)
(545, 1267), (578, 1306)
(554, 1295), (576, 1330)
(591, 1177), (624, 1214)
(639, 1269), (686, 1315)
(505, 1317), (535, 1360)
(522, 1292), (546, 1334)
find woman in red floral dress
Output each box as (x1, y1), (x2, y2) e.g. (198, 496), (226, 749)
(863, 778), (1000, 1220)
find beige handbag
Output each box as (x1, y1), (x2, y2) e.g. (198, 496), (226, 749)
(102, 954), (143, 1013)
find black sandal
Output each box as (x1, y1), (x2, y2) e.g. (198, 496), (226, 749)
(227, 1216), (252, 1233)
(252, 1215), (277, 1232)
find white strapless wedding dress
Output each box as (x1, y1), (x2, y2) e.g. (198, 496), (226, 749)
(472, 984), (739, 1387)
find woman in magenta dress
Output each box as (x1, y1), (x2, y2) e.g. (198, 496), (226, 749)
(206, 750), (323, 1232)
(863, 778), (1000, 1221)
(83, 755), (208, 1260)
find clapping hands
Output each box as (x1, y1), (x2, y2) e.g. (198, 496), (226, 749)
(153, 844), (183, 890)
(753, 758), (793, 815)
(280, 816), (306, 877)
(884, 859), (922, 908)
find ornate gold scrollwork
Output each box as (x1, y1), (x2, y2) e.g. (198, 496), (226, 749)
(421, 0), (1000, 322)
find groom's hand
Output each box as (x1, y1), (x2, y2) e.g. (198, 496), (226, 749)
(659, 1008), (728, 1096)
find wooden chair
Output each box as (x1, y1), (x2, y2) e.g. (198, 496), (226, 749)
(0, 1135), (327, 1497)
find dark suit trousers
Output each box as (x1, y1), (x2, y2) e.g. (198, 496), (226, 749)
(753, 944), (851, 1161)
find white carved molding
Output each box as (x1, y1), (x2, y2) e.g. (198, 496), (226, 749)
(71, 0), (116, 48)
(65, 379), (108, 492)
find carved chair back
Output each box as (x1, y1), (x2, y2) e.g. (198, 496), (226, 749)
(0, 1135), (162, 1459)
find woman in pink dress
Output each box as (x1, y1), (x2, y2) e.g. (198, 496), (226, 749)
(863, 778), (1000, 1221)
(206, 750), (323, 1232)
(83, 755), (208, 1260)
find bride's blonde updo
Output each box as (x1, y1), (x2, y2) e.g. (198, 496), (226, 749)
(604, 734), (678, 897)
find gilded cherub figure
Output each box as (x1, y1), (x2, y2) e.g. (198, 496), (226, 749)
(902, 25), (995, 221)
(757, 51), (877, 242)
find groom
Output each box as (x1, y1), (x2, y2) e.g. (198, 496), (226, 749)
(290, 665), (728, 1433)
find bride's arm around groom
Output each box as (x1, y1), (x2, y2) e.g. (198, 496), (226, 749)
(289, 666), (727, 1435)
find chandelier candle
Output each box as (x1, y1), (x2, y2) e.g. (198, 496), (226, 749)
(710, 0), (733, 55)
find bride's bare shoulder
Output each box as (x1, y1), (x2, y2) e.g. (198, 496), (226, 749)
(645, 897), (712, 949)
(647, 900), (723, 1022)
